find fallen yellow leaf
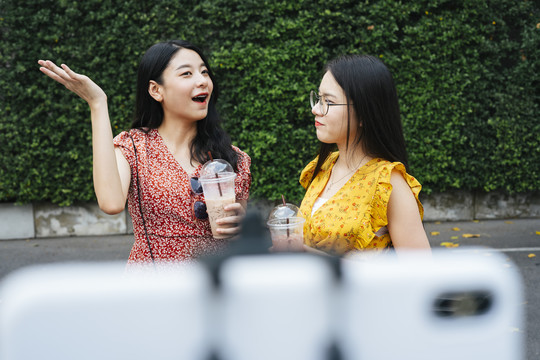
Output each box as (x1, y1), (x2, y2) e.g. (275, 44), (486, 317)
(528, 254), (536, 258)
(505, 221), (513, 224)
(430, 231), (440, 236)
(452, 227), (460, 231)
(462, 234), (481, 238)
(451, 236), (459, 240)
(434, 221), (441, 225)
(472, 220), (479, 223)
(440, 242), (459, 248)
(535, 231), (540, 236)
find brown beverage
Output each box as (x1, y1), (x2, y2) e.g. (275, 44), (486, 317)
(205, 194), (236, 239)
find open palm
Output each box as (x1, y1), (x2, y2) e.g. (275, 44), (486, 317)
(38, 60), (106, 105)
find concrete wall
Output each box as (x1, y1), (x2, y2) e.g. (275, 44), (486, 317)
(0, 202), (131, 240)
(1, 191), (539, 240)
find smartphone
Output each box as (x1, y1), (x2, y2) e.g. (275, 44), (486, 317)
(0, 262), (213, 360)
(216, 254), (335, 360)
(338, 248), (524, 360)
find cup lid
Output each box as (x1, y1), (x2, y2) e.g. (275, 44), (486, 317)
(267, 202), (302, 225)
(200, 159), (234, 180)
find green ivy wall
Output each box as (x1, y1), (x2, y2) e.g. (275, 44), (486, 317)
(1, 0), (539, 206)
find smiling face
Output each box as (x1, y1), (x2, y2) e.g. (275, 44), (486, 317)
(312, 71), (358, 148)
(149, 48), (214, 124)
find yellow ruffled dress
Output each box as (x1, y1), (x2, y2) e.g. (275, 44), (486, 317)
(299, 152), (423, 256)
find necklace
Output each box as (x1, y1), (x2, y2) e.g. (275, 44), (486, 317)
(327, 154), (368, 190)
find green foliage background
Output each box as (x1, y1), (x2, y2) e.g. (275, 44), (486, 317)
(1, 0), (539, 206)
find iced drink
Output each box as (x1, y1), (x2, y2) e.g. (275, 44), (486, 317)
(205, 194), (236, 239)
(271, 232), (304, 252)
(199, 170), (237, 239)
(267, 217), (305, 252)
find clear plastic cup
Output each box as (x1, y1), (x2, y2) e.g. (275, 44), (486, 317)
(199, 159), (237, 239)
(267, 202), (305, 252)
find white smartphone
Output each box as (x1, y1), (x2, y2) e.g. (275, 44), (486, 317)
(216, 254), (335, 360)
(0, 262), (213, 360)
(338, 248), (524, 360)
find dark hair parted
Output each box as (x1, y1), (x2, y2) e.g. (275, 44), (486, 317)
(131, 40), (239, 170)
(310, 54), (409, 184)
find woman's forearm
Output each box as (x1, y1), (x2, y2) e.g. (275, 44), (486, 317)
(90, 99), (129, 214)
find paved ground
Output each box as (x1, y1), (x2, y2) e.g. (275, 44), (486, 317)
(1, 218), (539, 358)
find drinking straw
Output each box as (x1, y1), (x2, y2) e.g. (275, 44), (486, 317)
(208, 151), (223, 196)
(281, 194), (290, 237)
(215, 173), (223, 197)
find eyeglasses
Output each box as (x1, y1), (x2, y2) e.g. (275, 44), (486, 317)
(190, 176), (208, 220)
(310, 90), (349, 116)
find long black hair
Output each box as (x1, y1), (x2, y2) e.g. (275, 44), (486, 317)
(310, 54), (408, 184)
(131, 40), (238, 170)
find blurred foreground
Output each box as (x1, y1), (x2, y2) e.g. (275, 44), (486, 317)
(0, 249), (524, 360)
(0, 217), (538, 359)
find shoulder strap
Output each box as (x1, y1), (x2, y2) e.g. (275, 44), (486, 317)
(128, 132), (155, 263)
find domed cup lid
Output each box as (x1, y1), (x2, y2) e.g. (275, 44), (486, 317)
(267, 202), (302, 225)
(199, 159), (236, 183)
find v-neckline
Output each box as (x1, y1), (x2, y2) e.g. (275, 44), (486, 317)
(317, 156), (377, 203)
(153, 129), (203, 177)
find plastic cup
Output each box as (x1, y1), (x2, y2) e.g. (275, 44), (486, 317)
(267, 217), (305, 252)
(199, 159), (237, 239)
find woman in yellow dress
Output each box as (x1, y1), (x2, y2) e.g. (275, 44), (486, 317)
(299, 55), (431, 256)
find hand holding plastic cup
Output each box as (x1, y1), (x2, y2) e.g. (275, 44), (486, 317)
(267, 196), (305, 252)
(199, 158), (237, 239)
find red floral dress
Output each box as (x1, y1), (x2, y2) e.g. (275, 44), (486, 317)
(113, 128), (251, 265)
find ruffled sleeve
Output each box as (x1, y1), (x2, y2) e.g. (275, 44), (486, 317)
(366, 162), (424, 247)
(299, 157), (319, 189)
(113, 129), (143, 169)
(232, 146), (251, 201)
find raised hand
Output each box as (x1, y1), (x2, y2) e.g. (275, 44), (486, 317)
(38, 60), (107, 107)
(38, 59), (129, 214)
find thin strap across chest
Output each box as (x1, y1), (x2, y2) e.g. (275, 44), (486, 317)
(128, 132), (155, 264)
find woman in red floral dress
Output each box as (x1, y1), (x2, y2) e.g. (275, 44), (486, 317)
(38, 40), (251, 265)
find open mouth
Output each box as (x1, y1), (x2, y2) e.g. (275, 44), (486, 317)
(192, 94), (208, 103)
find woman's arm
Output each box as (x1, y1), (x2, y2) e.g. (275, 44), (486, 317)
(38, 60), (130, 214)
(387, 170), (431, 252)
